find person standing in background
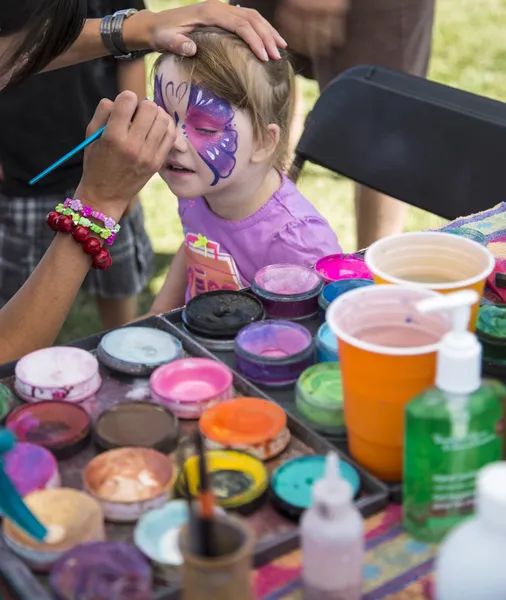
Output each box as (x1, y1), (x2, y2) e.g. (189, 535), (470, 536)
(0, 0), (153, 329)
(234, 0), (435, 249)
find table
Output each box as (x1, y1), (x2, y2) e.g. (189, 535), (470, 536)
(253, 505), (437, 600)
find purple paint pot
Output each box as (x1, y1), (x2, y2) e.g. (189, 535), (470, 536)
(5, 443), (60, 498)
(15, 347), (101, 403)
(50, 541), (152, 600)
(182, 290), (265, 350)
(315, 254), (373, 285)
(234, 320), (315, 387)
(251, 264), (324, 320)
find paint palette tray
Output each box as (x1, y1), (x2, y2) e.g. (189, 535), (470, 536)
(160, 305), (403, 503)
(0, 315), (388, 600)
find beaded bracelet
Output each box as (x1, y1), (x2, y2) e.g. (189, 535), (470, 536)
(46, 211), (112, 270)
(55, 204), (119, 246)
(64, 198), (120, 232)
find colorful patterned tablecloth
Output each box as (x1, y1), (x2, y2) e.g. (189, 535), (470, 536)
(254, 505), (437, 600)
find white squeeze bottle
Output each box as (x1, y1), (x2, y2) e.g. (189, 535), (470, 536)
(436, 462), (506, 600)
(300, 452), (364, 600)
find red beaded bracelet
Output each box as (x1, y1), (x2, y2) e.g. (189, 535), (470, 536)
(46, 211), (112, 270)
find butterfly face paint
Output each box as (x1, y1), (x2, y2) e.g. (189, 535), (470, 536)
(184, 84), (238, 186)
(155, 71), (238, 186)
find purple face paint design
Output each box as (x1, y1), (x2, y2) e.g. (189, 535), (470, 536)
(184, 84), (238, 186)
(154, 73), (188, 112)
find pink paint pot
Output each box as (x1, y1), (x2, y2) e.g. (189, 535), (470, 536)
(150, 358), (233, 420)
(15, 347), (101, 403)
(315, 254), (372, 284)
(5, 443), (60, 498)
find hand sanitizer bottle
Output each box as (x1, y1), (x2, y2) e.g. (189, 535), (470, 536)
(436, 462), (506, 600)
(300, 452), (364, 600)
(403, 290), (504, 543)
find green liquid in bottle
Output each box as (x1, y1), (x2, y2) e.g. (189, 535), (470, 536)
(403, 380), (504, 542)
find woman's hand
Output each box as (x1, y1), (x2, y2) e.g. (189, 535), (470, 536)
(76, 91), (175, 222)
(124, 1), (287, 62)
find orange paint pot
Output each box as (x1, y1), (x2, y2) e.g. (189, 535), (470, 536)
(365, 231), (495, 330)
(199, 398), (290, 461)
(327, 285), (452, 482)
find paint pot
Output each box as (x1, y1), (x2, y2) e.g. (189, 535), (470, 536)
(269, 455), (360, 521)
(2, 488), (105, 572)
(5, 401), (90, 459)
(15, 347), (101, 403)
(83, 447), (176, 522)
(50, 541), (152, 600)
(150, 358), (233, 420)
(199, 397), (290, 461)
(251, 264), (324, 320)
(295, 363), (345, 436)
(318, 278), (373, 321)
(234, 320), (315, 387)
(97, 326), (183, 376)
(134, 500), (226, 578)
(445, 227), (487, 246)
(94, 401), (179, 453)
(0, 384), (18, 423)
(315, 254), (372, 285)
(5, 443), (60, 497)
(182, 290), (265, 350)
(176, 449), (268, 515)
(476, 304), (506, 364)
(315, 323), (338, 363)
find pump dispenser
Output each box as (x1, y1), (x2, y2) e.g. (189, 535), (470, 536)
(300, 452), (364, 600)
(403, 291), (504, 542)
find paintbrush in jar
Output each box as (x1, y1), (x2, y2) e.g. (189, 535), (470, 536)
(195, 431), (218, 557)
(177, 442), (199, 555)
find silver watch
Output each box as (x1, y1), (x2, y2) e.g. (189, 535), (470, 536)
(100, 8), (139, 60)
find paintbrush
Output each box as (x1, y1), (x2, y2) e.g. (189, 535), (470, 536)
(29, 97), (151, 186)
(177, 442), (199, 556)
(194, 431), (218, 558)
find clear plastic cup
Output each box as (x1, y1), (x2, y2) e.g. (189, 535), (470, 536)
(326, 285), (452, 481)
(365, 231), (495, 330)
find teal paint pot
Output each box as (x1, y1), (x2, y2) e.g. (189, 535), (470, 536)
(318, 278), (373, 321)
(315, 323), (338, 363)
(477, 304), (506, 364)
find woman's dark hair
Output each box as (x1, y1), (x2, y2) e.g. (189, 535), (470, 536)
(0, 0), (87, 82)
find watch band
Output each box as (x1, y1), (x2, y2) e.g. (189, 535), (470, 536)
(100, 9), (139, 60)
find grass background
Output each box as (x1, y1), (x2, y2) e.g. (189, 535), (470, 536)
(57, 0), (506, 343)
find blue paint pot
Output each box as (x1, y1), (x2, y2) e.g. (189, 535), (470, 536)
(315, 323), (338, 363)
(318, 278), (373, 321)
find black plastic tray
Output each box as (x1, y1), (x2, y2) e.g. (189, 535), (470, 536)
(0, 315), (388, 600)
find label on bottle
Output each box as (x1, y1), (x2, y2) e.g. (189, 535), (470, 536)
(404, 384), (504, 540)
(303, 584), (362, 600)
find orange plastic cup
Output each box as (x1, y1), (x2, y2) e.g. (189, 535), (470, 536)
(326, 285), (452, 481)
(365, 231), (495, 330)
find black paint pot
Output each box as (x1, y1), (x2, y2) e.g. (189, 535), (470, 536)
(182, 290), (265, 350)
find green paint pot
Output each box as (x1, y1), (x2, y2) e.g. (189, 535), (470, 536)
(0, 384), (18, 423)
(295, 363), (345, 435)
(477, 304), (506, 364)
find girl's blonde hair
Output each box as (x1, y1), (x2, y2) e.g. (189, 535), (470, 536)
(156, 27), (295, 170)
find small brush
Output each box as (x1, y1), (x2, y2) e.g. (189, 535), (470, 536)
(195, 431), (217, 557)
(177, 442), (199, 555)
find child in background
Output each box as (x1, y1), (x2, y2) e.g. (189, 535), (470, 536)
(150, 27), (341, 312)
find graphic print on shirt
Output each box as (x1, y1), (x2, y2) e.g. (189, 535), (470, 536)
(184, 232), (243, 298)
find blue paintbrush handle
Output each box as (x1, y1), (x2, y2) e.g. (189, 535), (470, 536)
(0, 430), (47, 542)
(28, 125), (106, 186)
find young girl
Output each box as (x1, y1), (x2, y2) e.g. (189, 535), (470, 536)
(150, 27), (341, 312)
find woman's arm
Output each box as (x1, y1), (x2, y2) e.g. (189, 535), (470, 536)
(45, 2), (285, 71)
(0, 91), (175, 364)
(150, 243), (188, 315)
